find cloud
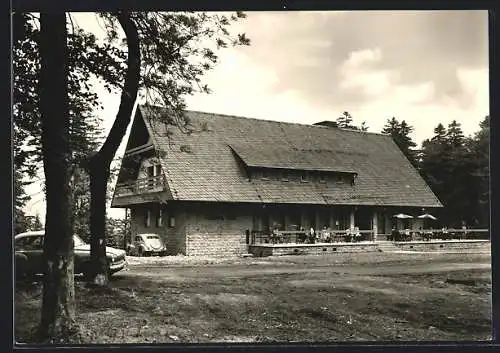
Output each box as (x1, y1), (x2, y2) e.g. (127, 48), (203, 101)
(231, 11), (487, 108)
(338, 48), (397, 97)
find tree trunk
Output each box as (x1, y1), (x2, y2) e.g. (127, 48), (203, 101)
(38, 12), (78, 342)
(88, 13), (140, 286)
(88, 160), (111, 285)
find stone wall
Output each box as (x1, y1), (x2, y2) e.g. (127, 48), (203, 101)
(184, 208), (252, 257)
(392, 240), (490, 252)
(249, 243), (379, 257)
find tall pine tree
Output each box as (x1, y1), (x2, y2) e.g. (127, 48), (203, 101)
(381, 117), (418, 168)
(420, 119), (488, 228)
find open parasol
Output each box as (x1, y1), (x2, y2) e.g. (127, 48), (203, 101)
(393, 213), (413, 219)
(417, 213), (437, 220)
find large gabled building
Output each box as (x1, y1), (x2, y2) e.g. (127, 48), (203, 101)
(111, 105), (442, 257)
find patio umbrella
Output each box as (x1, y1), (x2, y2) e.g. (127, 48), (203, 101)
(393, 213), (413, 219)
(417, 213), (437, 220)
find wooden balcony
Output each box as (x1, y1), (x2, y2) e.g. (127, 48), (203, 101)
(114, 175), (165, 197)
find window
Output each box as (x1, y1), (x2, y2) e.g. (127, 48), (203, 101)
(156, 209), (163, 227)
(146, 166), (154, 178)
(154, 165), (162, 187)
(16, 235), (43, 250)
(135, 236), (142, 242)
(168, 216), (175, 228)
(281, 170), (289, 181)
(154, 164), (162, 176)
(261, 169), (270, 180)
(319, 173), (327, 183)
(144, 210), (151, 227)
(206, 211), (224, 220)
(301, 171), (309, 183)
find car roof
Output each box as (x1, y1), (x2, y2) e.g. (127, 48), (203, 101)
(15, 231), (79, 239)
(15, 230), (45, 239)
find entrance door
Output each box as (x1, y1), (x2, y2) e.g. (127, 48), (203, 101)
(377, 212), (386, 235)
(355, 208), (372, 231)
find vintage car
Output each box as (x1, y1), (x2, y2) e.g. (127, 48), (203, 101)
(127, 233), (167, 257)
(15, 231), (127, 279)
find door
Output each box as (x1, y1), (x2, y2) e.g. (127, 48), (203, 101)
(377, 212), (386, 235)
(355, 208), (372, 231)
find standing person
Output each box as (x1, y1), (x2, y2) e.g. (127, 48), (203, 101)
(309, 226), (315, 244)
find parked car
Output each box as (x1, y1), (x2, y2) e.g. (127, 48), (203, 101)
(15, 231), (127, 279)
(127, 233), (167, 257)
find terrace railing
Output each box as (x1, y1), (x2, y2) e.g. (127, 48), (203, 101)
(250, 228), (489, 245)
(388, 228), (489, 242)
(250, 229), (376, 245)
(114, 175), (165, 197)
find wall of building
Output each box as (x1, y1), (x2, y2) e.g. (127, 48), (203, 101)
(184, 204), (253, 257)
(130, 204), (186, 255)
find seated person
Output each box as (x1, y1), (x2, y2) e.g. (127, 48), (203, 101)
(320, 225), (330, 243)
(353, 227), (361, 242)
(298, 227), (307, 243)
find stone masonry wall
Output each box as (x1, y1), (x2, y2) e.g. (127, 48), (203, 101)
(184, 207), (253, 257)
(393, 240), (490, 252)
(249, 243), (379, 257)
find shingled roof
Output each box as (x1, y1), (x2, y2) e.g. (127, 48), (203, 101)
(117, 104), (442, 208)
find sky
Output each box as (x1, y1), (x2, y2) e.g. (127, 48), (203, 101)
(22, 10), (489, 222)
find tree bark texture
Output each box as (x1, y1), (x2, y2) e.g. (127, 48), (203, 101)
(38, 12), (78, 342)
(88, 13), (140, 285)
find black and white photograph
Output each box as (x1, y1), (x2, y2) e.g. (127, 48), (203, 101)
(13, 9), (491, 344)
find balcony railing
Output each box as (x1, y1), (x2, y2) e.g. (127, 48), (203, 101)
(114, 175), (165, 197)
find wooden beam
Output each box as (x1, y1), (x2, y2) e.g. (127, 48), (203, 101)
(124, 143), (154, 157)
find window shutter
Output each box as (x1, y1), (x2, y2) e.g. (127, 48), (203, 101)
(145, 210), (151, 227)
(156, 209), (163, 227)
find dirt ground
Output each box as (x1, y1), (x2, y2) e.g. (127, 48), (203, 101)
(15, 251), (492, 344)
